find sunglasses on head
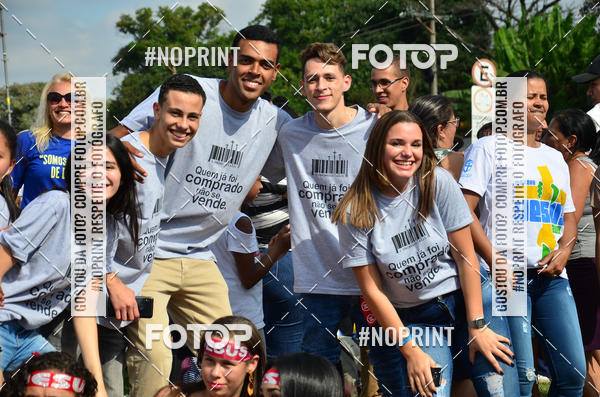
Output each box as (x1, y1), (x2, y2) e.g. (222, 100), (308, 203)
(47, 92), (72, 105)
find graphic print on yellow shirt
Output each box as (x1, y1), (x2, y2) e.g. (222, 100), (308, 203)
(522, 165), (567, 259)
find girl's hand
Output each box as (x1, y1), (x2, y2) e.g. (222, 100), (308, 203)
(0, 282), (4, 307)
(537, 247), (569, 278)
(106, 274), (139, 321)
(468, 327), (514, 373)
(267, 225), (290, 260)
(402, 344), (438, 397)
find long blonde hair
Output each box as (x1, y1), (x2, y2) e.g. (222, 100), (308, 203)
(332, 111), (437, 229)
(30, 73), (72, 153)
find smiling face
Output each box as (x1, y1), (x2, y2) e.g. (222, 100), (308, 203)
(370, 65), (408, 110)
(382, 122), (423, 194)
(47, 81), (71, 129)
(82, 147), (121, 202)
(301, 58), (351, 116)
(0, 132), (15, 181)
(152, 90), (203, 151)
(526, 78), (548, 135)
(228, 39), (279, 104)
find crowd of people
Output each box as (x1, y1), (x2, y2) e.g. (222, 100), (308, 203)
(0, 23), (599, 397)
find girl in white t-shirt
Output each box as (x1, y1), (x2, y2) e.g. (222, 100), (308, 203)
(460, 71), (586, 396)
(333, 111), (514, 397)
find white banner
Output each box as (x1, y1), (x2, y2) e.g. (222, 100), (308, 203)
(492, 77), (527, 316)
(70, 77), (107, 317)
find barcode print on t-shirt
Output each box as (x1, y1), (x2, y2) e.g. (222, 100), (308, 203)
(208, 143), (243, 167)
(391, 223), (430, 252)
(311, 151), (348, 176)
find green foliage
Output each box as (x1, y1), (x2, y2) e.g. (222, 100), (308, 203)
(0, 82), (45, 132)
(493, 5), (600, 115)
(109, 0), (493, 133)
(108, 4), (231, 128)
(254, 0), (493, 126)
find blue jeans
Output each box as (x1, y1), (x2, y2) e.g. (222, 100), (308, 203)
(507, 270), (586, 397)
(300, 293), (361, 365)
(0, 321), (55, 372)
(367, 289), (517, 397)
(262, 251), (304, 358)
(453, 268), (520, 396)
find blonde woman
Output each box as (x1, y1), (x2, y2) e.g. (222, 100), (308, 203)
(11, 73), (72, 208)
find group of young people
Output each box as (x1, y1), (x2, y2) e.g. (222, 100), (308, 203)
(0, 23), (599, 397)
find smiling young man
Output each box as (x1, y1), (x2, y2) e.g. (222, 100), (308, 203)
(99, 74), (205, 397)
(109, 25), (291, 397)
(263, 42), (377, 368)
(370, 55), (410, 111)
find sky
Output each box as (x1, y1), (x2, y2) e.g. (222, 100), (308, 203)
(0, 0), (265, 96)
(0, 0), (589, 99)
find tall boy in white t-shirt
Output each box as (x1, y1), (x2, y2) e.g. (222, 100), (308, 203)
(102, 74), (205, 397)
(263, 42), (377, 367)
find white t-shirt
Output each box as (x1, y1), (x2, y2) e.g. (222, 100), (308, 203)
(121, 77), (292, 260)
(100, 132), (167, 329)
(338, 168), (472, 308)
(263, 106), (377, 295)
(209, 211), (262, 328)
(459, 135), (575, 276)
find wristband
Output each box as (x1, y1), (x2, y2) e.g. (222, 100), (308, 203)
(400, 334), (412, 346)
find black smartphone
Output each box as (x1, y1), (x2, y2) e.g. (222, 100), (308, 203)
(105, 296), (154, 319)
(431, 367), (442, 387)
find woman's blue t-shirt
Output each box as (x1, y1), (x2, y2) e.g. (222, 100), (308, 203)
(11, 130), (72, 208)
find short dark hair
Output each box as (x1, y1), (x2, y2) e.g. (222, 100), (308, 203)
(233, 25), (281, 63)
(373, 54), (410, 79)
(158, 74), (206, 107)
(0, 352), (98, 397)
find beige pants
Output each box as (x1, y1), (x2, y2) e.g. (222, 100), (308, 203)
(125, 258), (231, 397)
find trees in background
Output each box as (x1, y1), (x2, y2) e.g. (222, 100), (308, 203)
(0, 82), (44, 132)
(493, 5), (600, 114)
(107, 1), (598, 133)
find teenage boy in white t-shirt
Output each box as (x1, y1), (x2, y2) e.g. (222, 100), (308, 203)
(263, 42), (377, 368)
(100, 74), (205, 397)
(109, 26), (290, 397)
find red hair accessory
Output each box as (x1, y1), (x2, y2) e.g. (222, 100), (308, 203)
(204, 338), (251, 362)
(262, 369), (280, 386)
(27, 371), (85, 394)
